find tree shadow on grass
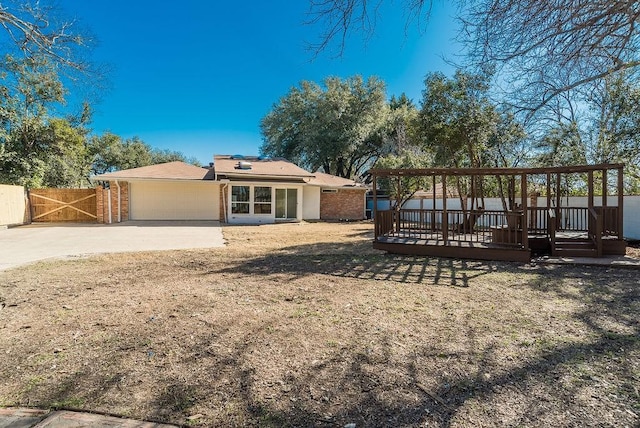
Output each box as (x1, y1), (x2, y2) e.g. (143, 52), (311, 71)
(210, 241), (504, 287)
(11, 240), (639, 427)
(20, 273), (639, 427)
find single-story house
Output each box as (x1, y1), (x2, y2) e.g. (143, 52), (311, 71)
(92, 155), (367, 224)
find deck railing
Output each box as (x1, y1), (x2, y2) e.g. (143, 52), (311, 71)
(375, 208), (526, 246)
(548, 209), (556, 251)
(554, 206), (620, 236)
(588, 207), (603, 256)
(375, 205), (619, 248)
(599, 206), (620, 236)
(527, 207), (548, 234)
(556, 207), (588, 231)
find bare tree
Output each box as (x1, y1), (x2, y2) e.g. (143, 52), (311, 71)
(0, 0), (91, 71)
(305, 0), (433, 56)
(462, 0), (640, 116)
(306, 0), (640, 113)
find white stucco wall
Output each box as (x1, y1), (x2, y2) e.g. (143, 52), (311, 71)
(303, 186), (321, 220)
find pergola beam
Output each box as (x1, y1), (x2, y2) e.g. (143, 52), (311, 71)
(370, 163), (625, 178)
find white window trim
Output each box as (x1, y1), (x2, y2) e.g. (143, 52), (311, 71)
(229, 184), (274, 217)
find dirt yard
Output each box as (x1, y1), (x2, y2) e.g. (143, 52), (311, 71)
(0, 222), (638, 427)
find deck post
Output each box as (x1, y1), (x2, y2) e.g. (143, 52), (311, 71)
(442, 175), (448, 242)
(521, 174), (529, 251)
(395, 176), (401, 234)
(588, 170), (594, 210)
(602, 169), (607, 207)
(431, 175), (436, 231)
(373, 174), (378, 241)
(556, 172), (561, 229)
(618, 166), (624, 239)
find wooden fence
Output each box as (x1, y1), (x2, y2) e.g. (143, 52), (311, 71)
(29, 188), (98, 222)
(0, 184), (29, 226)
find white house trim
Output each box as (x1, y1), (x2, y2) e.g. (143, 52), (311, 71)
(226, 181), (305, 224)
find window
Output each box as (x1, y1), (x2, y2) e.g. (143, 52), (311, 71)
(231, 186), (249, 214)
(254, 186), (272, 214)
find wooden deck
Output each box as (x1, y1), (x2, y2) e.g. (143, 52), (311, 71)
(371, 164), (626, 261)
(374, 227), (536, 262)
(374, 235), (532, 262)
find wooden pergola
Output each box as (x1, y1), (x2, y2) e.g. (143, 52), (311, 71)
(370, 164), (626, 262)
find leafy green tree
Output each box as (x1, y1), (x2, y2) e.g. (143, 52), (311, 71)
(41, 118), (92, 188)
(418, 71), (502, 169)
(386, 93), (419, 152)
(88, 133), (198, 176)
(0, 54), (67, 187)
(418, 70), (526, 209)
(375, 148), (431, 208)
(260, 75), (390, 179)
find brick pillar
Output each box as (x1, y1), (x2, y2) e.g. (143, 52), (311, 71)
(119, 181), (129, 221)
(108, 181), (129, 223)
(96, 185), (104, 224)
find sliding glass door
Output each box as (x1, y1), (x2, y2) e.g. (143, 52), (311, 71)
(275, 188), (297, 219)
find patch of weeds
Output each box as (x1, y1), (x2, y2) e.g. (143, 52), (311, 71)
(533, 336), (555, 350)
(289, 308), (318, 318)
(159, 384), (197, 413)
(248, 403), (288, 427)
(50, 396), (86, 409)
(32, 353), (55, 365)
(23, 375), (45, 393)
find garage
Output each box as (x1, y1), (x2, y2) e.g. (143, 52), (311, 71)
(129, 181), (220, 220)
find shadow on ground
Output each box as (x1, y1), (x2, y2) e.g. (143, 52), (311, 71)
(211, 240), (512, 287)
(5, 239), (639, 427)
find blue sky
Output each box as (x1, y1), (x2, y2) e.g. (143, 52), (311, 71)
(61, 1), (459, 165)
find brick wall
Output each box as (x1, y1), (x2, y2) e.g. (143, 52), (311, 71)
(110, 181), (129, 222)
(320, 189), (365, 220)
(96, 181), (129, 223)
(96, 186), (105, 223)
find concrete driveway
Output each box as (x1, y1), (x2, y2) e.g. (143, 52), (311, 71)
(0, 221), (225, 271)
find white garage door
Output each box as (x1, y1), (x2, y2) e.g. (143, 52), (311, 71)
(130, 181), (219, 220)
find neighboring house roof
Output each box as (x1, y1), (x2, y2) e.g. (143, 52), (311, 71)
(308, 171), (365, 189)
(214, 155), (314, 181)
(93, 161), (215, 181)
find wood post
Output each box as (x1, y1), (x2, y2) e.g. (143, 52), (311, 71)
(442, 175), (448, 242)
(521, 174), (528, 250)
(618, 167), (624, 239)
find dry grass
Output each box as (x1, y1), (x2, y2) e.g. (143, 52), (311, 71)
(0, 222), (639, 427)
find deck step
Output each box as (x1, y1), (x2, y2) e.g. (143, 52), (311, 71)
(553, 238), (598, 257)
(554, 248), (599, 257)
(554, 241), (596, 249)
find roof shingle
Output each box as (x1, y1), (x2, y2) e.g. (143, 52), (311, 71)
(93, 161), (214, 181)
(214, 155), (314, 180)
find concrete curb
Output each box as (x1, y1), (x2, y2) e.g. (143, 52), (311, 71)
(535, 255), (640, 269)
(0, 408), (179, 428)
